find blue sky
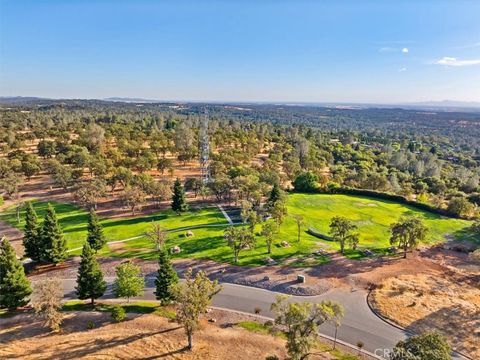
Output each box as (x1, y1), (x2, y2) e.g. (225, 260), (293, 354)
(1, 0), (479, 103)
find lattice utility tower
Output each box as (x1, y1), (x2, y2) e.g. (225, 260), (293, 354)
(199, 108), (210, 183)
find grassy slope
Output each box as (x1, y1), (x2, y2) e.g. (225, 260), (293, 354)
(283, 194), (476, 254)
(1, 195), (476, 266)
(0, 201), (226, 250)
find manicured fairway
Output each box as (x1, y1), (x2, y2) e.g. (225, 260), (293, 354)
(0, 201), (227, 250)
(1, 195), (477, 266)
(283, 193), (477, 258)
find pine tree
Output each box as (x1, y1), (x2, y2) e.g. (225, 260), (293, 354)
(0, 237), (32, 310)
(76, 243), (106, 305)
(41, 204), (67, 264)
(266, 183), (283, 211)
(23, 202), (40, 261)
(154, 248), (178, 304)
(171, 178), (188, 214)
(86, 208), (106, 252)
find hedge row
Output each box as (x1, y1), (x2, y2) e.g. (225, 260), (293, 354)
(306, 227), (333, 241)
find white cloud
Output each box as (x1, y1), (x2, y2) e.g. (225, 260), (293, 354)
(435, 57), (480, 66)
(399, 67), (407, 72)
(379, 47), (409, 53)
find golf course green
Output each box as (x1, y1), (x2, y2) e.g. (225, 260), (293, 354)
(1, 194), (477, 266)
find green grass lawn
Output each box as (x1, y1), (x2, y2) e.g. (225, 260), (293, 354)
(1, 194), (477, 266)
(62, 300), (176, 319)
(283, 193), (478, 258)
(0, 201), (227, 250)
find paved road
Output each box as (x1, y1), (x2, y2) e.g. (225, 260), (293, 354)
(53, 277), (406, 359)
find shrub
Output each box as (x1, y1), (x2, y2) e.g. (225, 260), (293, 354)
(293, 171), (319, 192)
(87, 320), (95, 329)
(265, 356), (279, 360)
(0, 195), (4, 206)
(111, 304), (126, 322)
(264, 320), (274, 327)
(470, 248), (480, 262)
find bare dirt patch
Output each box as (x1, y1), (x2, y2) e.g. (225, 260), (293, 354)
(370, 272), (480, 358)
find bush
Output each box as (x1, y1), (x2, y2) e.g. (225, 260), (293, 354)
(0, 195), (4, 206)
(264, 320), (274, 327)
(265, 356), (279, 360)
(293, 171), (319, 192)
(87, 320), (95, 329)
(111, 305), (126, 322)
(470, 248), (480, 262)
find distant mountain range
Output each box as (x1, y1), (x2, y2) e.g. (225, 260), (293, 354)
(103, 97), (165, 103)
(1, 96), (480, 111)
(397, 100), (480, 110)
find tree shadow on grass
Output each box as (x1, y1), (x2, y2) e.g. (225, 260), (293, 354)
(0, 311), (131, 344)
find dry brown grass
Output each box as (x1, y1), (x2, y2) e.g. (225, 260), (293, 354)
(0, 312), (293, 360)
(371, 273), (480, 358)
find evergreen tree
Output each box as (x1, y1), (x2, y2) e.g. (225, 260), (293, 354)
(266, 183), (283, 210)
(154, 248), (178, 304)
(76, 243), (106, 305)
(23, 202), (40, 261)
(86, 208), (106, 252)
(41, 204), (67, 264)
(0, 237), (32, 309)
(171, 178), (188, 214)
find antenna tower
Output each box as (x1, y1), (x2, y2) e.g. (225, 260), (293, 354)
(199, 107), (210, 183)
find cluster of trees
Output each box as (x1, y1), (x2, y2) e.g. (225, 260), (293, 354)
(223, 184), (291, 263)
(1, 215), (219, 350)
(1, 100), (479, 222)
(23, 202), (67, 264)
(327, 215), (428, 257)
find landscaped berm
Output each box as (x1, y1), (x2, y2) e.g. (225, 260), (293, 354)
(1, 193), (476, 266)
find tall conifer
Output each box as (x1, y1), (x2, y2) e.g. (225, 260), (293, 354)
(23, 202), (40, 260)
(154, 248), (178, 304)
(76, 243), (106, 305)
(0, 237), (32, 309)
(41, 204), (67, 264)
(171, 178), (188, 214)
(86, 208), (106, 252)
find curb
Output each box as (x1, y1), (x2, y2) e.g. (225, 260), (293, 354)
(209, 305), (383, 360)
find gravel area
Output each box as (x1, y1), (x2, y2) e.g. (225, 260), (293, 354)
(27, 256), (334, 295)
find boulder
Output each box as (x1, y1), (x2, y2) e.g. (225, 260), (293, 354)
(264, 257), (277, 265)
(388, 246), (397, 254)
(280, 241), (290, 248)
(185, 231), (194, 237)
(362, 249), (373, 256)
(170, 245), (181, 254)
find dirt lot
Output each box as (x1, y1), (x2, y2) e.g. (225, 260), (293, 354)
(370, 250), (480, 358)
(0, 310), (337, 360)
